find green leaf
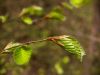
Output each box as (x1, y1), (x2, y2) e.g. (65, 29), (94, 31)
(20, 5), (43, 16)
(70, 0), (90, 8)
(70, 0), (83, 8)
(21, 16), (33, 25)
(55, 62), (64, 75)
(50, 35), (85, 61)
(13, 45), (32, 65)
(0, 15), (8, 23)
(31, 6), (43, 16)
(47, 8), (66, 21)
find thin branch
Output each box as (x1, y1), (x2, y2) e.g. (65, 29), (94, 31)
(22, 38), (48, 45)
(0, 38), (49, 54)
(0, 35), (65, 54)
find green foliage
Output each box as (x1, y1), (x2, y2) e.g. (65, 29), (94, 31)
(47, 8), (66, 21)
(50, 35), (85, 61)
(13, 45), (32, 65)
(21, 16), (33, 25)
(19, 5), (44, 25)
(1, 35), (85, 65)
(70, 0), (90, 8)
(0, 15), (8, 23)
(54, 56), (69, 75)
(0, 0), (93, 74)
(20, 5), (43, 16)
(55, 62), (64, 75)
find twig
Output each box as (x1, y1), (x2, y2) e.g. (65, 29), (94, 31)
(0, 36), (60, 54)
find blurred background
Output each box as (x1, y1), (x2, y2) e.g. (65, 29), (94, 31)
(0, 0), (100, 75)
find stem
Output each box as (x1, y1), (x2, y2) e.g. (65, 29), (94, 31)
(1, 38), (48, 54)
(0, 35), (64, 54)
(22, 38), (48, 45)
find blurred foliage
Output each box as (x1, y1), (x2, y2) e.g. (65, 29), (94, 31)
(70, 0), (91, 8)
(0, 0), (100, 75)
(0, 15), (8, 23)
(21, 16), (33, 25)
(19, 5), (44, 16)
(47, 7), (66, 21)
(2, 35), (85, 65)
(62, 2), (73, 10)
(54, 56), (70, 75)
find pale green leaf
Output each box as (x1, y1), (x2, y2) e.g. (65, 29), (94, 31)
(0, 15), (8, 23)
(55, 62), (64, 75)
(21, 16), (33, 25)
(70, 0), (90, 8)
(20, 5), (43, 16)
(51, 35), (85, 61)
(47, 8), (66, 21)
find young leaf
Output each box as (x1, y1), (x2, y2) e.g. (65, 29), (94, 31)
(13, 45), (32, 65)
(47, 8), (66, 21)
(70, 0), (90, 8)
(0, 15), (8, 23)
(49, 35), (85, 61)
(70, 0), (83, 8)
(21, 16), (33, 25)
(55, 62), (64, 75)
(19, 5), (43, 16)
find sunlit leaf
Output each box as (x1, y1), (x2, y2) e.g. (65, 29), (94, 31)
(70, 0), (83, 8)
(70, 0), (90, 8)
(31, 6), (44, 16)
(21, 16), (33, 25)
(13, 45), (32, 65)
(49, 35), (85, 61)
(55, 62), (64, 75)
(47, 8), (66, 21)
(0, 15), (8, 23)
(19, 5), (43, 16)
